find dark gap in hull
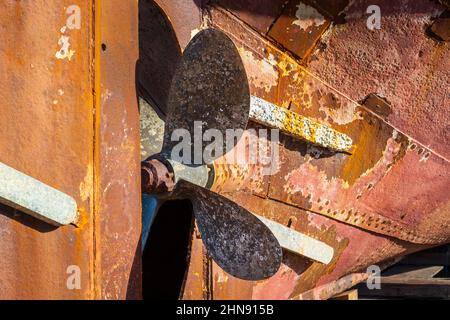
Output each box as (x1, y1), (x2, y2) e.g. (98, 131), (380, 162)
(142, 200), (194, 300)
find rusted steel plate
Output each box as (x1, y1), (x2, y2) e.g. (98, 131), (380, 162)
(0, 0), (93, 299)
(208, 191), (410, 299)
(308, 0), (450, 160)
(308, 0), (349, 19)
(95, 0), (142, 299)
(268, 0), (331, 60)
(291, 272), (368, 300)
(429, 9), (450, 41)
(181, 231), (208, 300)
(362, 93), (393, 121)
(208, 5), (450, 245)
(154, 0), (202, 50)
(160, 3), (450, 299)
(169, 5), (450, 299)
(162, 27), (250, 163)
(211, 0), (287, 34)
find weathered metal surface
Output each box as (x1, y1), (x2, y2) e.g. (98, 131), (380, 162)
(95, 0), (142, 299)
(308, 0), (450, 160)
(142, 158), (176, 193)
(250, 95), (353, 151)
(0, 162), (78, 226)
(168, 160), (210, 187)
(361, 93), (392, 121)
(255, 214), (334, 264)
(139, 98), (165, 160)
(429, 9), (450, 41)
(291, 272), (368, 300)
(206, 5), (450, 245)
(308, 0), (349, 19)
(182, 229), (210, 300)
(211, 0), (287, 34)
(153, 0), (202, 50)
(0, 0), (93, 299)
(268, 0), (331, 60)
(157, 4), (450, 299)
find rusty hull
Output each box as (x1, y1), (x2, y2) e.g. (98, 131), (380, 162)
(157, 1), (449, 299)
(1, 0), (447, 300)
(0, 1), (141, 299)
(308, 0), (450, 160)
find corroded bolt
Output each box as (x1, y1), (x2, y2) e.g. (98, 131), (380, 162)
(141, 159), (175, 194)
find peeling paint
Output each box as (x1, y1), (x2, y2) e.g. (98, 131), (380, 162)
(79, 164), (93, 202)
(190, 28), (200, 40)
(318, 99), (362, 126)
(292, 3), (327, 31)
(238, 47), (278, 92)
(55, 35), (75, 60)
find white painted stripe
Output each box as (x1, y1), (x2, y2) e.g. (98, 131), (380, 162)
(255, 214), (334, 264)
(0, 162), (77, 226)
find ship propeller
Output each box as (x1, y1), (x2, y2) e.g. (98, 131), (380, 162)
(141, 28), (282, 280)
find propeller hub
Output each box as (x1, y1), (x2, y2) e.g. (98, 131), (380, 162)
(141, 159), (175, 194)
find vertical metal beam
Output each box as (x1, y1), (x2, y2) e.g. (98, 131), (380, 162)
(94, 0), (142, 299)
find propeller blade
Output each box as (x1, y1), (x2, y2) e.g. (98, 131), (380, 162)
(163, 28), (250, 164)
(173, 179), (282, 280)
